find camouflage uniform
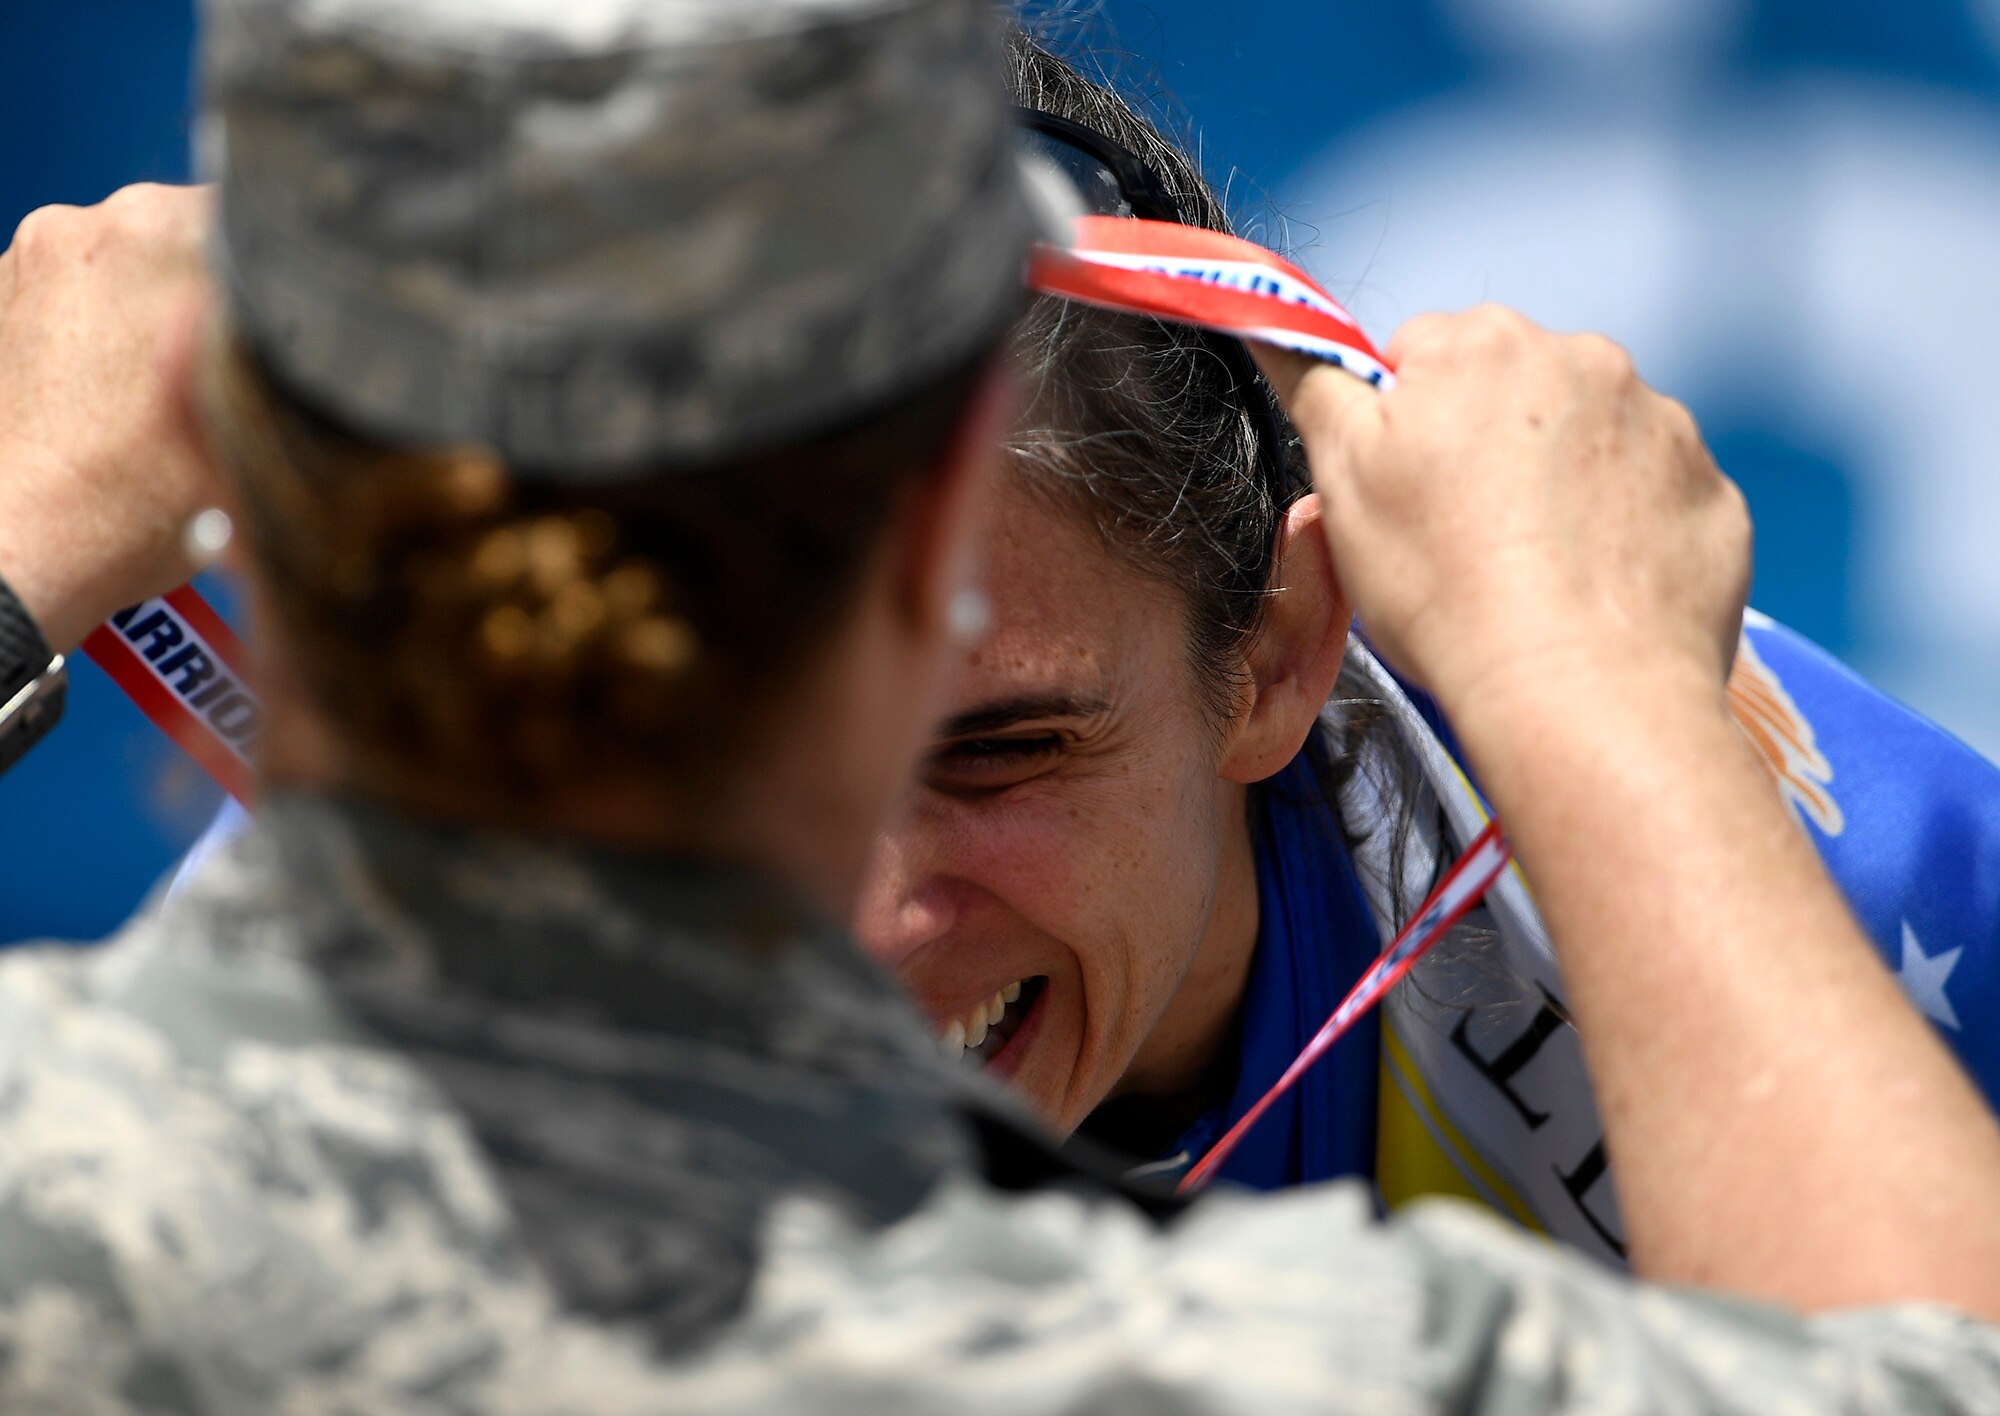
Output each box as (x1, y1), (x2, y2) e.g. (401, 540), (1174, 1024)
(205, 0), (1045, 473)
(2, 798), (1998, 1413)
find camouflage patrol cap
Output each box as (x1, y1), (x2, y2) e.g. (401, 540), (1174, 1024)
(200, 0), (1043, 477)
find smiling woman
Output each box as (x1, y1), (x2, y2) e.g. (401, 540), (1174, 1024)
(870, 473), (1305, 1128)
(857, 27), (1423, 1164)
(853, 28), (2000, 1266)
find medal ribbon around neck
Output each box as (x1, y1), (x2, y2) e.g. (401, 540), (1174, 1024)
(93, 215), (1511, 1186)
(1028, 216), (1514, 1192)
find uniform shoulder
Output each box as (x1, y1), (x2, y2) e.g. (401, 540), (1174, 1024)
(0, 918), (546, 1411)
(640, 1178), (2000, 1415)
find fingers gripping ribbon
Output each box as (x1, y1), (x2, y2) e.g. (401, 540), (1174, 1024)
(92, 218), (1501, 1184)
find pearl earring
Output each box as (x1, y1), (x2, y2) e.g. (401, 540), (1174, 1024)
(182, 508), (235, 567)
(947, 588), (991, 644)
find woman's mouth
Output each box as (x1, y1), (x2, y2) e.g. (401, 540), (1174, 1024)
(935, 976), (1047, 1068)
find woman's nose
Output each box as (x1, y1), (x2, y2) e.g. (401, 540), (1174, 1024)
(852, 834), (959, 967)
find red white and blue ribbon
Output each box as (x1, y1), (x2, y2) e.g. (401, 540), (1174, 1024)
(1026, 216), (1396, 387)
(84, 587), (256, 804)
(1177, 820), (1514, 1193)
(92, 215), (1508, 1183)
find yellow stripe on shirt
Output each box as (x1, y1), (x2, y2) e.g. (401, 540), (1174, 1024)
(1377, 1022), (1548, 1235)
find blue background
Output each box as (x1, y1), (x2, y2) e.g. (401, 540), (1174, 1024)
(6, 0), (2000, 941)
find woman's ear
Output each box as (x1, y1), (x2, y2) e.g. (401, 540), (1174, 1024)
(1217, 493), (1353, 784)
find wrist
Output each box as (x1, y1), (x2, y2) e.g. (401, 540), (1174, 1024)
(0, 439), (115, 655)
(0, 549), (68, 776)
(1444, 646), (1735, 793)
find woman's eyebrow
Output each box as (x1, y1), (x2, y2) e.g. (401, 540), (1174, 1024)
(937, 693), (1109, 739)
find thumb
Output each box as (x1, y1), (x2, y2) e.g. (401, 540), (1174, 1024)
(1249, 342), (1381, 448)
(1248, 342), (1392, 476)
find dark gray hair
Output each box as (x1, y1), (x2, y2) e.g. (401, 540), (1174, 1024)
(1004, 32), (1303, 727)
(1003, 31), (1487, 992)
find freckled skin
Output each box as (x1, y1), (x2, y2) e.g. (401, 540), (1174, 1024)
(853, 480), (1262, 1136)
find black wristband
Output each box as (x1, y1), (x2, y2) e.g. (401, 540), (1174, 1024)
(0, 572), (64, 775)
(0, 573), (55, 704)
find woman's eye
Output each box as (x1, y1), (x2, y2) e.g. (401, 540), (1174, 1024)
(924, 735), (1063, 793)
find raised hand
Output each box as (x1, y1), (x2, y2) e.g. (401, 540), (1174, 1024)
(0, 183), (216, 654)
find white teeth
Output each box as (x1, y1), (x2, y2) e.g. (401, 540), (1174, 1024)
(934, 978), (1029, 1056)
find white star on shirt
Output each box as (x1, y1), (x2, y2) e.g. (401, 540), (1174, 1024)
(1895, 921), (1962, 1032)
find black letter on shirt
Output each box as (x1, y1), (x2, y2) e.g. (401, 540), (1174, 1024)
(1450, 990), (1568, 1130)
(1556, 1140), (1627, 1258)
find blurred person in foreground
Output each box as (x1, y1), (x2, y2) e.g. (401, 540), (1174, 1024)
(1, 3), (2000, 1415)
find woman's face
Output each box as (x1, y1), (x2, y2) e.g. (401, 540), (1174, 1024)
(852, 476), (1260, 1135)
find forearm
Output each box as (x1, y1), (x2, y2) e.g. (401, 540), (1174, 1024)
(1452, 658), (2000, 1319)
(1264, 313), (2000, 1316)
